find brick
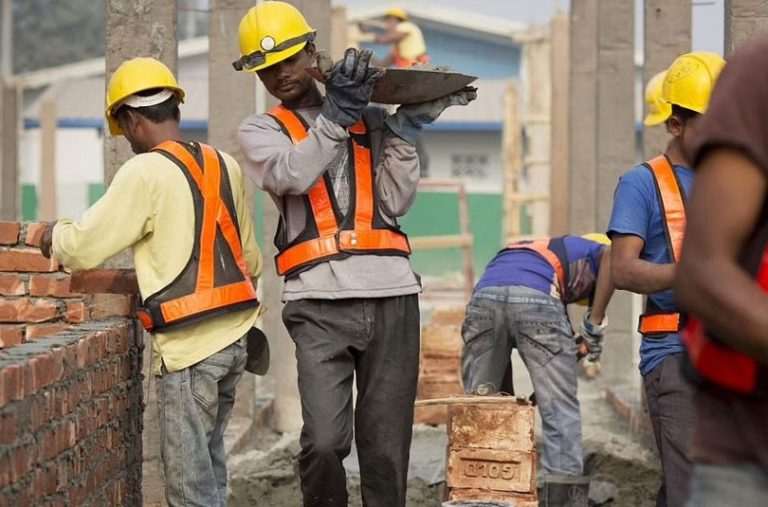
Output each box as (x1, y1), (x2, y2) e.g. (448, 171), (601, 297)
(90, 294), (135, 319)
(24, 222), (48, 247)
(0, 273), (25, 296)
(448, 402), (536, 452)
(70, 269), (139, 295)
(421, 323), (463, 357)
(26, 323), (68, 340)
(28, 274), (81, 298)
(0, 325), (24, 348)
(0, 412), (17, 445)
(65, 301), (89, 323)
(0, 222), (20, 245)
(0, 248), (59, 272)
(446, 448), (536, 494)
(0, 298), (59, 323)
(448, 488), (538, 506)
(0, 364), (24, 404)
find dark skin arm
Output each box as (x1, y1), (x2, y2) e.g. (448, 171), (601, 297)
(39, 221), (57, 259)
(675, 148), (768, 363)
(374, 30), (407, 44)
(611, 233), (676, 294)
(589, 246), (615, 324)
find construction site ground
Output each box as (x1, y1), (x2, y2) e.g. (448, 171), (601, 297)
(226, 285), (661, 506)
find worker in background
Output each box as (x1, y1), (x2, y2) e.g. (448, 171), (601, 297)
(675, 35), (768, 507)
(607, 52), (725, 507)
(231, 3), (474, 506)
(38, 57), (263, 507)
(462, 233), (614, 507)
(359, 7), (430, 68)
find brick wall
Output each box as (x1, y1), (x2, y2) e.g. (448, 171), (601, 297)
(0, 222), (143, 505)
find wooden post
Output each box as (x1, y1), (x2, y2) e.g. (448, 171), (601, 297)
(502, 80), (522, 242)
(457, 183), (474, 301)
(549, 13), (570, 236)
(330, 6), (349, 60)
(725, 0), (768, 56)
(0, 80), (18, 221)
(39, 100), (57, 221)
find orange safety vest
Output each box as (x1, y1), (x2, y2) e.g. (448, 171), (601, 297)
(637, 155), (687, 336)
(392, 51), (430, 68)
(683, 223), (768, 397)
(504, 238), (569, 299)
(267, 105), (412, 278)
(135, 141), (259, 332)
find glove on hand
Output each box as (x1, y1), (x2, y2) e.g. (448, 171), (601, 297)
(321, 48), (384, 127)
(385, 86), (477, 144)
(579, 311), (608, 362)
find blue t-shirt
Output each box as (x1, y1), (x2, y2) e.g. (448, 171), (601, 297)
(475, 236), (606, 304)
(607, 163), (694, 376)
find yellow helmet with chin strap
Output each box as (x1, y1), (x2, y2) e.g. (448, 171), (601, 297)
(233, 1), (316, 73)
(644, 70), (671, 127)
(662, 51), (725, 114)
(384, 7), (408, 21)
(105, 57), (185, 136)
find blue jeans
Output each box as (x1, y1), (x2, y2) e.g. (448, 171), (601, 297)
(156, 337), (247, 507)
(461, 286), (582, 476)
(686, 463), (768, 507)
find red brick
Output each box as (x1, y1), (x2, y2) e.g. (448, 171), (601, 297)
(0, 273), (25, 296)
(0, 298), (59, 323)
(0, 325), (24, 348)
(26, 323), (68, 340)
(28, 274), (81, 298)
(24, 222), (48, 247)
(0, 412), (17, 445)
(65, 301), (89, 323)
(70, 269), (139, 294)
(0, 364), (23, 405)
(0, 248), (59, 272)
(0, 221), (20, 245)
(90, 294), (135, 319)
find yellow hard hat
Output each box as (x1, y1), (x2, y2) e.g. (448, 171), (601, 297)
(644, 70), (672, 126)
(384, 7), (408, 20)
(662, 51), (726, 114)
(105, 57), (185, 136)
(582, 233), (611, 246)
(233, 1), (316, 73)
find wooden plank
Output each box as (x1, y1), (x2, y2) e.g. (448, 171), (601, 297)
(0, 81), (18, 220)
(39, 100), (57, 221)
(502, 81), (522, 240)
(409, 234), (473, 250)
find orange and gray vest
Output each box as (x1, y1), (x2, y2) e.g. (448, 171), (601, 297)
(267, 105), (412, 278)
(135, 141), (259, 332)
(503, 237), (572, 301)
(392, 51), (430, 68)
(637, 155), (687, 337)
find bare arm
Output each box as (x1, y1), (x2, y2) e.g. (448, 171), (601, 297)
(611, 233), (675, 293)
(375, 30), (408, 44)
(675, 149), (768, 363)
(589, 246), (616, 323)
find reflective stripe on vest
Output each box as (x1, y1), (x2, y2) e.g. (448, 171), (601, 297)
(267, 106), (411, 277)
(136, 141), (258, 332)
(393, 52), (430, 68)
(682, 245), (768, 397)
(504, 239), (566, 296)
(638, 155), (686, 335)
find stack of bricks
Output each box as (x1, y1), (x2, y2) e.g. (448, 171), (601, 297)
(414, 306), (466, 425)
(0, 221), (144, 504)
(0, 222), (138, 347)
(446, 399), (538, 505)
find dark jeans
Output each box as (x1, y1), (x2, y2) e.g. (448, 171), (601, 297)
(282, 295), (420, 507)
(643, 353), (697, 507)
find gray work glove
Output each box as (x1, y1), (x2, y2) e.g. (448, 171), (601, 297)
(320, 48), (384, 127)
(385, 86), (477, 144)
(579, 311), (608, 362)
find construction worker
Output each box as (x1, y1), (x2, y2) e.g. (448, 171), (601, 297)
(231, 3), (474, 506)
(38, 57), (263, 507)
(359, 6), (430, 68)
(607, 51), (725, 507)
(644, 69), (672, 127)
(461, 233), (614, 507)
(675, 36), (768, 507)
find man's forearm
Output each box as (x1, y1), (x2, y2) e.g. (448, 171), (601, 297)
(590, 249), (615, 323)
(613, 258), (675, 294)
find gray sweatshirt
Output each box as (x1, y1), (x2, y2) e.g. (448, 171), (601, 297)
(238, 106), (422, 301)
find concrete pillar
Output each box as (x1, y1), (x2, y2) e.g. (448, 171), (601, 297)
(568, 0), (598, 235)
(725, 0), (768, 56)
(105, 1), (178, 185)
(39, 100), (57, 221)
(643, 0), (691, 159)
(549, 13), (569, 236)
(105, 3), (177, 504)
(0, 81), (18, 221)
(259, 0), (332, 433)
(330, 6), (349, 60)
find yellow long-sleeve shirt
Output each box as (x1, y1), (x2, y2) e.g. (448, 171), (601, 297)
(53, 146), (262, 375)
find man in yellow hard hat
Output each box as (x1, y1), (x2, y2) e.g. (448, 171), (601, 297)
(232, 2), (474, 506)
(461, 233), (615, 506)
(644, 69), (672, 127)
(358, 6), (430, 68)
(39, 57), (263, 507)
(607, 51), (725, 507)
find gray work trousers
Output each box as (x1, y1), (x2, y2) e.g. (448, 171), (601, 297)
(643, 352), (697, 507)
(282, 295), (420, 507)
